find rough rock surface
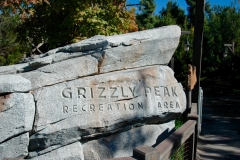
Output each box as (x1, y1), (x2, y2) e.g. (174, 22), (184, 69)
(0, 25), (185, 159)
(0, 75), (31, 93)
(0, 133), (29, 159)
(0, 25), (181, 75)
(56, 35), (108, 53)
(29, 65), (186, 152)
(100, 26), (180, 73)
(83, 121), (175, 159)
(21, 56), (98, 90)
(30, 142), (84, 160)
(0, 63), (29, 75)
(0, 93), (35, 143)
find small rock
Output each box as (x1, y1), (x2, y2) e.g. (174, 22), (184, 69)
(21, 56), (98, 90)
(57, 35), (108, 53)
(0, 133), (29, 159)
(28, 55), (53, 67)
(0, 93), (35, 143)
(0, 75), (31, 93)
(83, 121), (175, 159)
(30, 142), (84, 160)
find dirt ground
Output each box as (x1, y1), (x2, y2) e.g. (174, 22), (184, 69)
(197, 87), (240, 160)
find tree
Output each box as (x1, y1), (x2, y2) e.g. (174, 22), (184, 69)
(0, 9), (30, 65)
(156, 1), (191, 82)
(202, 4), (240, 83)
(158, 1), (187, 28)
(16, 0), (138, 49)
(0, 0), (138, 57)
(185, 0), (195, 26)
(136, 0), (157, 30)
(1, 0), (49, 15)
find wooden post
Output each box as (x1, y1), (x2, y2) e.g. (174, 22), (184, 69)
(184, 132), (195, 160)
(188, 103), (199, 160)
(191, 1), (205, 158)
(192, 0), (205, 103)
(133, 145), (160, 160)
(189, 132), (195, 160)
(170, 57), (174, 71)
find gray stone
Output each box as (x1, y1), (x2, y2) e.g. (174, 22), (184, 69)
(122, 42), (132, 46)
(0, 75), (31, 93)
(100, 25), (181, 73)
(0, 133), (29, 159)
(21, 56), (98, 90)
(51, 50), (101, 63)
(83, 121), (175, 159)
(28, 128), (82, 158)
(30, 142), (84, 160)
(28, 55), (53, 67)
(106, 26), (180, 45)
(45, 48), (60, 56)
(56, 35), (108, 53)
(0, 25), (180, 75)
(0, 26), (184, 159)
(29, 65), (186, 151)
(0, 63), (29, 75)
(0, 93), (35, 143)
(52, 52), (84, 63)
(28, 143), (75, 158)
(83, 141), (111, 160)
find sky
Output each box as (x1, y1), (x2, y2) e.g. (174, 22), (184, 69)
(126, 0), (239, 15)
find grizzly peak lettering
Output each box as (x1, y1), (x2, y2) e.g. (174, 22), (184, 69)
(62, 86), (178, 99)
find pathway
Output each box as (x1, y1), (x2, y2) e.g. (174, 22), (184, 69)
(197, 88), (240, 159)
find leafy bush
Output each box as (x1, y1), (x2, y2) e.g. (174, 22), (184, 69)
(0, 9), (30, 66)
(17, 0), (138, 49)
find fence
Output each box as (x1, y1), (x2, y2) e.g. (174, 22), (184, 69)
(106, 64), (202, 160)
(106, 102), (200, 160)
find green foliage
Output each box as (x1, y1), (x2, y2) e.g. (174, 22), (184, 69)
(174, 30), (194, 82)
(202, 4), (240, 81)
(170, 116), (184, 160)
(136, 0), (158, 30)
(155, 1), (191, 82)
(157, 12), (176, 26)
(170, 145), (184, 160)
(1, 0), (49, 15)
(0, 9), (30, 66)
(17, 0), (138, 49)
(158, 1), (187, 27)
(185, 0), (195, 26)
(175, 116), (184, 129)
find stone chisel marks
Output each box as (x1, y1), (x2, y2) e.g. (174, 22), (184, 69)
(29, 65), (186, 152)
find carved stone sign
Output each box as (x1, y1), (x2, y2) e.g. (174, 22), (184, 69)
(33, 66), (184, 125)
(28, 66), (186, 154)
(0, 25), (185, 159)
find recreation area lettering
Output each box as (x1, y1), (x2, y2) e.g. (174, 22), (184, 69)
(61, 86), (181, 114)
(62, 101), (180, 113)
